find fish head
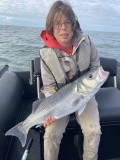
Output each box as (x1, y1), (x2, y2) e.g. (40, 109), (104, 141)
(77, 66), (109, 94)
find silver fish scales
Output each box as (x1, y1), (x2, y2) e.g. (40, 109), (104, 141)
(5, 66), (109, 147)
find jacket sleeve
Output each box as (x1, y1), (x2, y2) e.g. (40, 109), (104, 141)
(40, 58), (58, 98)
(89, 40), (100, 68)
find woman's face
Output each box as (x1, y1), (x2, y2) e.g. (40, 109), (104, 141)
(53, 14), (74, 49)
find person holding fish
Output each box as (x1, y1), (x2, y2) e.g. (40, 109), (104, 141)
(40, 0), (101, 160)
(4, 1), (110, 159)
(39, 1), (102, 160)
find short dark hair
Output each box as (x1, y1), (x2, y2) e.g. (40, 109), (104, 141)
(46, 0), (78, 36)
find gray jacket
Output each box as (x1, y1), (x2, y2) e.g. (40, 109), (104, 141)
(40, 32), (100, 97)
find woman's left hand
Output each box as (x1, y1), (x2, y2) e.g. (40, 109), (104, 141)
(43, 116), (55, 128)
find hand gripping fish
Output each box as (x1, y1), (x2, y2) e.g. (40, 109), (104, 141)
(5, 66), (109, 147)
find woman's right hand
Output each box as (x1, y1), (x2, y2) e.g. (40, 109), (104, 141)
(43, 116), (55, 128)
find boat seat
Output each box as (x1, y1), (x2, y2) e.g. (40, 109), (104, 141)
(96, 87), (120, 124)
(30, 56), (117, 99)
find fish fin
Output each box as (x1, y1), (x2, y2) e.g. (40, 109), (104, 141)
(78, 104), (87, 115)
(5, 122), (28, 147)
(72, 97), (81, 106)
(35, 124), (42, 128)
(72, 95), (84, 106)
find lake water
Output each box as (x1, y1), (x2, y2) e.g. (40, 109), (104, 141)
(0, 25), (120, 70)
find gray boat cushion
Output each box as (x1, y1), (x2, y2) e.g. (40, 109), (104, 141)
(0, 69), (24, 132)
(96, 87), (120, 124)
(100, 57), (117, 76)
(33, 57), (117, 77)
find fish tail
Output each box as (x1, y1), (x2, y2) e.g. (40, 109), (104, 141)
(5, 122), (28, 147)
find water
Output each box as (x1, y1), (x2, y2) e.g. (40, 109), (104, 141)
(0, 25), (120, 70)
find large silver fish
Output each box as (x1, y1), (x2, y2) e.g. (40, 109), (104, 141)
(5, 66), (109, 147)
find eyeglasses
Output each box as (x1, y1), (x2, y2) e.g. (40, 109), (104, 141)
(53, 20), (72, 30)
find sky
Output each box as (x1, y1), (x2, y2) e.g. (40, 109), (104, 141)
(0, 0), (120, 32)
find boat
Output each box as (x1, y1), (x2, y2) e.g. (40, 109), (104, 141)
(0, 56), (120, 160)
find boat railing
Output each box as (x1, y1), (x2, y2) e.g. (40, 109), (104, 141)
(0, 65), (9, 78)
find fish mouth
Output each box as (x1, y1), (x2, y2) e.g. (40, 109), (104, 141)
(98, 66), (110, 79)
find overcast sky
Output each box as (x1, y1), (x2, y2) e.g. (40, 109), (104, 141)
(0, 0), (120, 32)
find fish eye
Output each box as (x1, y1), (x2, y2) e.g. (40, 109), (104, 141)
(88, 74), (93, 79)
